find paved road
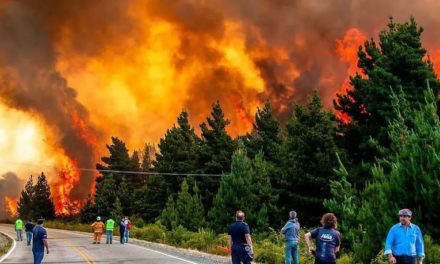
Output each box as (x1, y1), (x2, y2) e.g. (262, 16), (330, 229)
(0, 225), (210, 264)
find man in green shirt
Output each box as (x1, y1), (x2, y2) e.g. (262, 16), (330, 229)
(105, 218), (115, 244)
(15, 217), (23, 241)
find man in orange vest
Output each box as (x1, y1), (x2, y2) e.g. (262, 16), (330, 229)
(91, 216), (105, 244)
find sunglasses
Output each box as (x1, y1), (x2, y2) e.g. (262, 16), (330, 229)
(399, 215), (411, 218)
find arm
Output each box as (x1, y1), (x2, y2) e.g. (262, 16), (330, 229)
(43, 239), (49, 254)
(304, 232), (315, 254)
(245, 234), (253, 252)
(416, 228), (425, 264)
(384, 227), (396, 264)
(280, 222), (289, 234)
(228, 235), (232, 251)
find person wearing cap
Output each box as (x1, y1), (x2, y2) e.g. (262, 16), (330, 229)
(119, 218), (126, 244)
(32, 218), (49, 264)
(228, 210), (254, 264)
(14, 217), (23, 241)
(305, 213), (341, 264)
(384, 209), (425, 264)
(280, 210), (300, 264)
(91, 216), (105, 244)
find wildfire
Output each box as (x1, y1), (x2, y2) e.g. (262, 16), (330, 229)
(52, 154), (81, 215)
(4, 196), (18, 216)
(335, 28), (367, 123)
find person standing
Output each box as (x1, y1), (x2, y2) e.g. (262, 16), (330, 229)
(32, 218), (49, 264)
(24, 219), (35, 246)
(384, 209), (425, 264)
(105, 217), (115, 244)
(228, 210), (254, 264)
(15, 217), (23, 241)
(119, 218), (126, 244)
(124, 216), (131, 243)
(281, 210), (300, 264)
(91, 216), (105, 244)
(305, 213), (341, 264)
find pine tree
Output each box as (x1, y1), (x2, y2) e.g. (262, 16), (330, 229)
(334, 17), (440, 186)
(94, 174), (117, 218)
(133, 175), (169, 223)
(327, 87), (440, 262)
(79, 195), (96, 223)
(32, 172), (55, 219)
(197, 101), (237, 211)
(17, 175), (34, 220)
(284, 91), (342, 226)
(160, 179), (205, 231)
(111, 197), (123, 222)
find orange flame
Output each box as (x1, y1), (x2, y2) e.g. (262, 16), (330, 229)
(4, 196), (18, 216)
(335, 28), (367, 123)
(52, 155), (81, 215)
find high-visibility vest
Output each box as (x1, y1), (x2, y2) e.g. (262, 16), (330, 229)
(15, 219), (23, 230)
(106, 219), (115, 231)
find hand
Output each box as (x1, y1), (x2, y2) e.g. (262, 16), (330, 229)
(417, 258), (424, 264)
(388, 255), (396, 264)
(308, 247), (316, 255)
(46, 248), (50, 254)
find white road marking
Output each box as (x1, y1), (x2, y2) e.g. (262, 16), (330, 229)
(0, 231), (17, 263)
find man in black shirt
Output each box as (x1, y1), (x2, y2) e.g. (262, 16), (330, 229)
(24, 219), (35, 246)
(228, 210), (254, 264)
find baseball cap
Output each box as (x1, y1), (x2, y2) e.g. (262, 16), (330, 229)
(398, 209), (412, 217)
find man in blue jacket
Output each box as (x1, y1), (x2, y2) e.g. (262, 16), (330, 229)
(281, 211), (300, 264)
(384, 209), (424, 264)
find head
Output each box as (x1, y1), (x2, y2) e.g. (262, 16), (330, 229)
(289, 210), (297, 220)
(398, 208), (412, 226)
(97, 216), (101, 221)
(28, 219), (32, 222)
(236, 210), (245, 221)
(124, 216), (128, 220)
(37, 218), (44, 225)
(320, 213), (337, 229)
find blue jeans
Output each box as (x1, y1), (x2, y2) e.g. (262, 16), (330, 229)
(285, 241), (299, 264)
(16, 230), (22, 241)
(33, 251), (44, 264)
(26, 231), (33, 245)
(106, 231), (113, 244)
(124, 230), (130, 243)
(395, 255), (416, 264)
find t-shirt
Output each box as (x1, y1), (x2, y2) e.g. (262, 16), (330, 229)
(310, 227), (341, 262)
(25, 222), (35, 232)
(228, 221), (250, 245)
(32, 225), (47, 253)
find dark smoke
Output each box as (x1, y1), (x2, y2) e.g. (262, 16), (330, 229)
(2, 0), (440, 203)
(0, 172), (23, 219)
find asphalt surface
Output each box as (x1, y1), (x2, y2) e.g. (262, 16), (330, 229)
(0, 225), (228, 264)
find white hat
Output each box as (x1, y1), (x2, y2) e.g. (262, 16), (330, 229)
(97, 216), (101, 221)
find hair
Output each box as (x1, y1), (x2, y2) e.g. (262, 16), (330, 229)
(289, 210), (297, 219)
(320, 213), (337, 229)
(37, 219), (44, 225)
(236, 210), (245, 220)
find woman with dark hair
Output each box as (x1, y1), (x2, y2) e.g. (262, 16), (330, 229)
(305, 213), (341, 264)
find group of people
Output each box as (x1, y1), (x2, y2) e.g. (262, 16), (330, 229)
(90, 216), (131, 244)
(14, 217), (49, 264)
(228, 208), (425, 264)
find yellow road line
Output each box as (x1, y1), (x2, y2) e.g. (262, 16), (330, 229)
(62, 240), (96, 264)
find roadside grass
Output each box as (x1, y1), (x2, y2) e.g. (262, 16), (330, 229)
(0, 233), (12, 256)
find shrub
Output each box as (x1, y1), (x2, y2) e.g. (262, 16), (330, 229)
(131, 224), (166, 243)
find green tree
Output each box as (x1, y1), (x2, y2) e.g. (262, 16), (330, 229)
(209, 145), (270, 233)
(160, 179), (205, 231)
(133, 175), (168, 223)
(197, 101), (237, 210)
(79, 194), (96, 223)
(328, 88), (440, 262)
(334, 17), (440, 185)
(94, 174), (117, 219)
(32, 172), (55, 219)
(284, 91), (341, 226)
(17, 175), (34, 220)
(111, 197), (123, 222)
